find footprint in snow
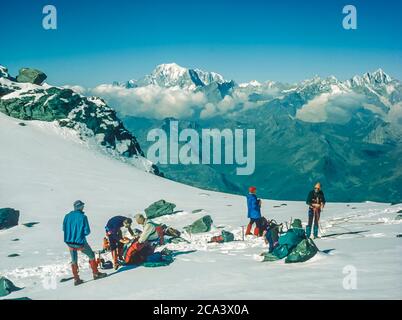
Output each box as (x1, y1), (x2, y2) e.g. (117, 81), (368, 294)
(198, 193), (210, 197)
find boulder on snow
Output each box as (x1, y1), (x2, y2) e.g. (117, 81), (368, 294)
(285, 239), (318, 263)
(0, 208), (20, 230)
(0, 277), (22, 297)
(16, 68), (47, 85)
(184, 215), (213, 234)
(144, 200), (176, 219)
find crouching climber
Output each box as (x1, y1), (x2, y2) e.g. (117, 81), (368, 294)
(262, 219), (282, 253)
(246, 186), (263, 236)
(105, 216), (134, 270)
(123, 214), (164, 265)
(63, 200), (106, 286)
(263, 219), (306, 261)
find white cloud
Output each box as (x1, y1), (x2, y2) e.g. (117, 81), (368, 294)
(296, 91), (366, 124)
(91, 84), (207, 119)
(88, 83), (271, 120)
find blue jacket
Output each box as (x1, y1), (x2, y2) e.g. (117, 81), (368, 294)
(105, 215), (127, 235)
(63, 210), (91, 246)
(247, 194), (261, 219)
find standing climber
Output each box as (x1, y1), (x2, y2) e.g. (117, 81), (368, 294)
(306, 182), (326, 238)
(246, 186), (263, 236)
(105, 216), (134, 270)
(63, 200), (106, 286)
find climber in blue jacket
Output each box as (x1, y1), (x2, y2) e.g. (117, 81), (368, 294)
(63, 200), (106, 286)
(246, 186), (263, 236)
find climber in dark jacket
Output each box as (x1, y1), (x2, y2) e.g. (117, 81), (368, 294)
(63, 200), (106, 286)
(246, 186), (263, 236)
(105, 215), (134, 270)
(306, 182), (326, 238)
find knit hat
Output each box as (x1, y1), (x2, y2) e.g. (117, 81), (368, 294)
(249, 186), (257, 193)
(74, 200), (85, 211)
(291, 218), (303, 229)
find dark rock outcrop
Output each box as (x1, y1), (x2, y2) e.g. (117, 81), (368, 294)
(0, 66), (161, 175)
(0, 208), (20, 230)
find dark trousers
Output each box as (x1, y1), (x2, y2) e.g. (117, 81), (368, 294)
(307, 208), (321, 227)
(249, 218), (263, 229)
(265, 229), (277, 253)
(108, 233), (123, 251)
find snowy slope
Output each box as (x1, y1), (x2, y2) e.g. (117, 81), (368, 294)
(0, 112), (401, 299)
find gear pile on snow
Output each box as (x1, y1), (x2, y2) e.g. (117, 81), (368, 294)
(144, 200), (176, 219)
(184, 215), (213, 234)
(209, 230), (235, 243)
(285, 239), (319, 263)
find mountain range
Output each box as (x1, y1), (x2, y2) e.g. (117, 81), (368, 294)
(111, 63), (402, 203)
(1, 63), (401, 202)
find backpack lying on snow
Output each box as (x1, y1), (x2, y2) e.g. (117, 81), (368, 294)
(184, 215), (213, 234)
(261, 238), (318, 263)
(285, 238), (318, 263)
(142, 252), (174, 268)
(209, 230), (235, 243)
(145, 200), (176, 219)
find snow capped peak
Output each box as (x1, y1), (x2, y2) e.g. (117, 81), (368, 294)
(327, 75), (339, 82)
(137, 63), (228, 90)
(349, 68), (393, 87)
(153, 63), (188, 78)
(367, 68), (392, 84)
(239, 80), (262, 88)
(193, 68), (226, 86)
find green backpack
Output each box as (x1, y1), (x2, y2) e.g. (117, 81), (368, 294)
(184, 215), (213, 234)
(221, 230), (235, 242)
(285, 239), (318, 263)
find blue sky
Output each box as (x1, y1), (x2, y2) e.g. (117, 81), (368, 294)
(1, 0), (401, 86)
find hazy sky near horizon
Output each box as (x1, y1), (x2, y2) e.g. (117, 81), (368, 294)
(1, 0), (401, 87)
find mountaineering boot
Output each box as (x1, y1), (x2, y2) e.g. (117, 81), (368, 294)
(71, 263), (83, 286)
(89, 259), (107, 280)
(306, 225), (312, 238)
(245, 223), (253, 235)
(253, 227), (260, 237)
(313, 225), (319, 239)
